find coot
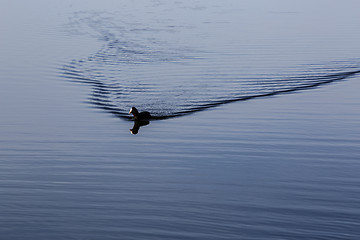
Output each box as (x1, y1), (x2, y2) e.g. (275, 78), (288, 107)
(129, 107), (152, 120)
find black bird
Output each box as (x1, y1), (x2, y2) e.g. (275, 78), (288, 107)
(129, 107), (152, 120)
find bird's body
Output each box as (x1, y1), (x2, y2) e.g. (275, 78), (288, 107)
(129, 107), (152, 120)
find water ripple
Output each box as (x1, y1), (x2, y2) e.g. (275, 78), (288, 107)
(60, 11), (360, 120)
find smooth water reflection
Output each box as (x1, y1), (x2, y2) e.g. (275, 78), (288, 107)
(130, 120), (150, 135)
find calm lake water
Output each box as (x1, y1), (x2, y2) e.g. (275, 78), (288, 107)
(1, 0), (360, 239)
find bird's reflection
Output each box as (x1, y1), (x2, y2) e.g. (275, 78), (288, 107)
(130, 120), (149, 134)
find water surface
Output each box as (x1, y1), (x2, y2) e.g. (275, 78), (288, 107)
(1, 0), (360, 239)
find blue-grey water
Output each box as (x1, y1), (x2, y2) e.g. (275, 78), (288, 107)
(1, 0), (360, 239)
